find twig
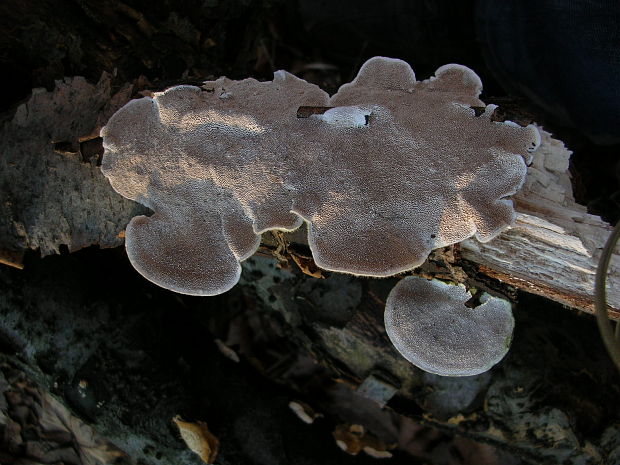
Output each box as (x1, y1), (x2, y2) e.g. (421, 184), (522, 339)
(595, 219), (620, 370)
(297, 106), (332, 118)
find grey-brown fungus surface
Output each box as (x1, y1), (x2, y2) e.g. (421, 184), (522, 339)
(101, 56), (540, 295)
(384, 276), (514, 376)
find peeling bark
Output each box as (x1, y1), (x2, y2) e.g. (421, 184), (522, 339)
(0, 75), (144, 262)
(1, 73), (617, 316)
(463, 129), (620, 317)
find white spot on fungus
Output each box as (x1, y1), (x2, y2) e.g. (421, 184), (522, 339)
(101, 56), (539, 295)
(384, 276), (514, 377)
(311, 105), (371, 128)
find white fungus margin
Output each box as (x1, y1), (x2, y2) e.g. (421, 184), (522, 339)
(101, 56), (540, 296)
(384, 276), (515, 376)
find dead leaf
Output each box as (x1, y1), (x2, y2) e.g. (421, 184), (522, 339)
(332, 423), (393, 458)
(290, 253), (326, 279)
(173, 415), (219, 464)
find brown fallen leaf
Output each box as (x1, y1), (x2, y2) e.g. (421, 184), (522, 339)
(290, 253), (326, 279)
(0, 249), (24, 269)
(332, 423), (393, 459)
(173, 415), (220, 464)
(288, 400), (323, 424)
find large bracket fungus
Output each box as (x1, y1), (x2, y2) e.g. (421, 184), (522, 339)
(384, 276), (514, 376)
(101, 56), (540, 296)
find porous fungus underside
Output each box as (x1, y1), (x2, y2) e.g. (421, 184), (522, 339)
(384, 276), (514, 376)
(102, 57), (540, 296)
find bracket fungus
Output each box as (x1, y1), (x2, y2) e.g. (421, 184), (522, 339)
(384, 276), (514, 376)
(101, 56), (540, 296)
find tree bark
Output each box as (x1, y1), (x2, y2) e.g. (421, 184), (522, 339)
(1, 76), (618, 317)
(3, 2), (619, 465)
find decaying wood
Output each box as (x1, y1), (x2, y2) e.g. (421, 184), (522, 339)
(0, 75), (618, 318)
(1, 242), (618, 465)
(0, 74), (145, 260)
(461, 129), (620, 317)
(272, 127), (620, 318)
(236, 256), (620, 465)
(297, 105), (334, 118)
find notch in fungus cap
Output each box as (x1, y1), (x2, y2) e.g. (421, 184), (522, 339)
(384, 276), (514, 376)
(101, 56), (539, 296)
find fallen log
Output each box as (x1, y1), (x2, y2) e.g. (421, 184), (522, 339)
(0, 76), (617, 318)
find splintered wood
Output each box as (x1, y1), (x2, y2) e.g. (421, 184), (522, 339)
(1, 72), (616, 318)
(460, 128), (620, 318)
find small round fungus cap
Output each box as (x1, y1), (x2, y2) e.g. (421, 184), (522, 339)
(384, 276), (514, 376)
